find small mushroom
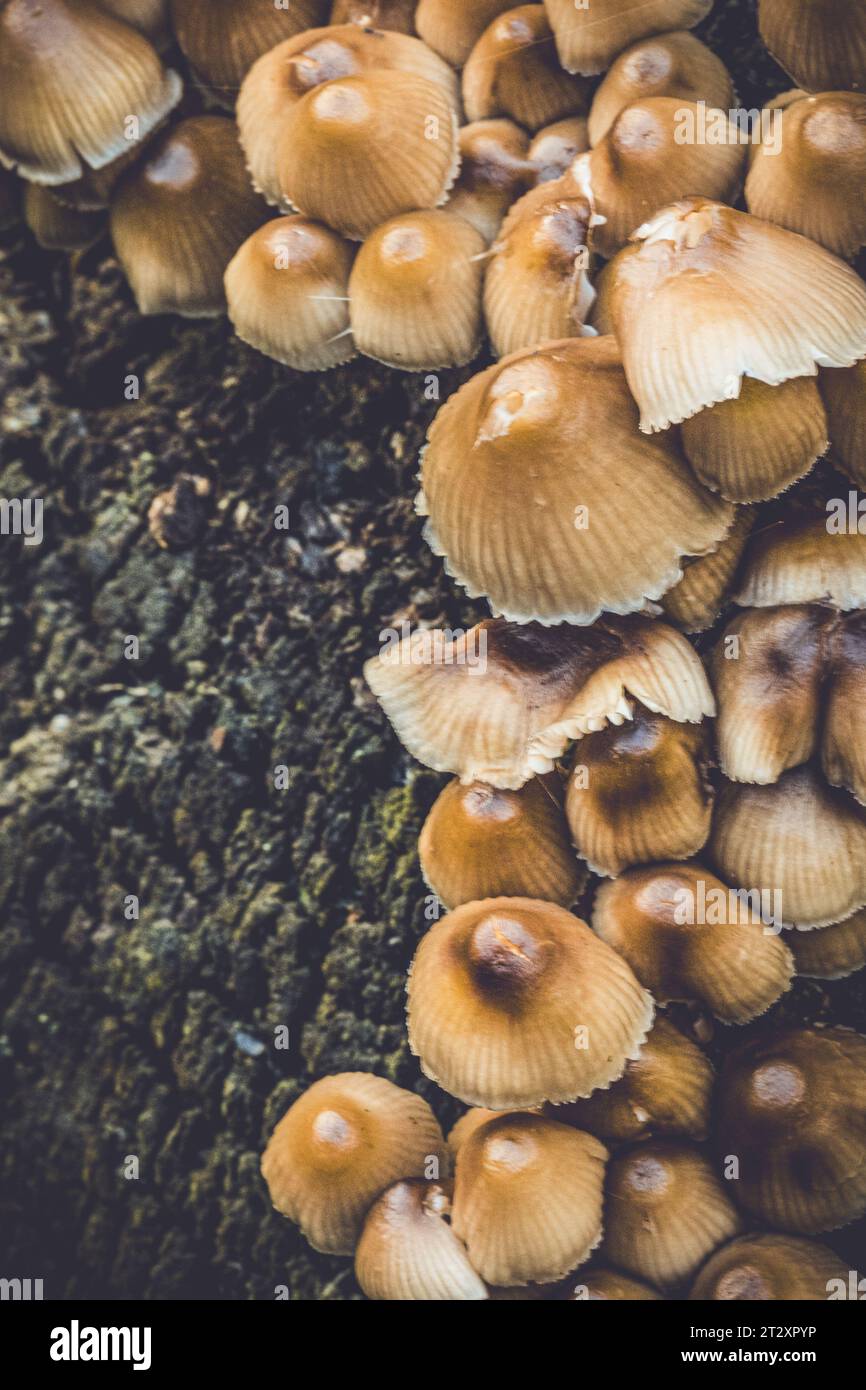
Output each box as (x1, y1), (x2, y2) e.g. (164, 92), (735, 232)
(330, 0), (416, 31)
(415, 0), (514, 68)
(589, 30), (734, 145)
(570, 1268), (663, 1300)
(786, 909), (866, 980)
(463, 6), (589, 132)
(543, 0), (713, 77)
(820, 359), (866, 488)
(661, 507), (755, 633)
(24, 182), (105, 250)
(99, 0), (170, 47)
(168, 0), (324, 100)
(758, 0), (866, 94)
(446, 119), (535, 244)
(355, 1179), (488, 1301)
(528, 116), (589, 182)
(690, 1233), (851, 1301)
(734, 517), (866, 611)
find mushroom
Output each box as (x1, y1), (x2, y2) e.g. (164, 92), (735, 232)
(452, 1111), (608, 1285)
(588, 31), (735, 145)
(418, 774), (586, 909)
(261, 1072), (447, 1255)
(746, 92), (866, 259)
(168, 0), (324, 100)
(547, 1016), (714, 1143)
(661, 506), (755, 633)
(419, 336), (734, 624)
(528, 116), (589, 182)
(570, 1268), (663, 1300)
(0, 0), (181, 186)
(24, 182), (106, 250)
(99, 0), (170, 47)
(564, 706), (713, 877)
(415, 0), (514, 68)
(407, 897), (654, 1108)
(820, 359), (866, 488)
(463, 6), (589, 133)
(110, 115), (269, 317)
(364, 615), (716, 789)
(689, 1233), (851, 1301)
(593, 861), (794, 1023)
(224, 215), (356, 371)
(348, 209), (485, 369)
(275, 69), (460, 240)
(330, 0), (416, 31)
(602, 1141), (742, 1292)
(447, 1108), (504, 1160)
(785, 909), (866, 980)
(445, 119), (536, 244)
(758, 0), (866, 94)
(355, 1179), (488, 1301)
(714, 1026), (866, 1232)
(543, 0), (713, 77)
(735, 516), (866, 612)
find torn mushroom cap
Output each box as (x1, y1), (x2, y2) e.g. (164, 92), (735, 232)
(736, 517), (866, 612)
(529, 116), (589, 182)
(419, 335), (734, 624)
(355, 1179), (488, 1301)
(237, 26), (458, 209)
(330, 0), (416, 32)
(415, 0), (514, 68)
(589, 31), (735, 146)
(276, 69), (459, 241)
(463, 5), (589, 133)
(820, 359), (866, 489)
(710, 764), (866, 930)
(452, 1111), (608, 1286)
(593, 862), (794, 1024)
(24, 182), (105, 250)
(260, 1072), (448, 1255)
(224, 215), (355, 372)
(547, 1016), (714, 1144)
(544, 0), (713, 77)
(606, 198), (866, 434)
(446, 119), (535, 244)
(602, 1141), (742, 1292)
(564, 706), (713, 878)
(0, 0), (181, 186)
(407, 896), (654, 1108)
(168, 0), (323, 98)
(746, 92), (866, 259)
(574, 99), (746, 261)
(786, 908), (866, 980)
(715, 1025), (866, 1233)
(418, 774), (586, 910)
(483, 176), (595, 356)
(571, 1268), (663, 1300)
(662, 505), (755, 634)
(364, 615), (716, 790)
(758, 0), (866, 94)
(349, 210), (485, 370)
(690, 1233), (851, 1301)
(110, 115), (268, 317)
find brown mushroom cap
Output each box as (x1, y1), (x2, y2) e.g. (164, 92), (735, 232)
(330, 0), (415, 31)
(275, 69), (459, 241)
(261, 1072), (448, 1254)
(463, 6), (589, 132)
(602, 1141), (742, 1291)
(786, 909), (866, 980)
(735, 517), (866, 611)
(446, 119), (535, 244)
(419, 774), (586, 910)
(0, 0), (181, 185)
(758, 0), (866, 94)
(606, 198), (866, 434)
(452, 1111), (608, 1285)
(589, 31), (735, 145)
(110, 115), (268, 317)
(820, 359), (866, 488)
(548, 1016), (714, 1143)
(225, 215), (356, 371)
(823, 610), (866, 805)
(364, 616), (716, 789)
(407, 897), (654, 1108)
(689, 1233), (850, 1300)
(447, 1107), (504, 1160)
(593, 861), (794, 1023)
(565, 706), (713, 877)
(419, 335), (734, 624)
(529, 116), (589, 182)
(24, 181), (105, 250)
(99, 0), (169, 46)
(415, 0), (515, 68)
(710, 764), (866, 930)
(355, 1179), (488, 1301)
(570, 1268), (663, 1300)
(169, 0), (324, 97)
(661, 506), (755, 633)
(714, 1026), (866, 1232)
(544, 0), (713, 77)
(349, 209), (485, 370)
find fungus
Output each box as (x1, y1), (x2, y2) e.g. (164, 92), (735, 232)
(348, 209), (485, 369)
(418, 774), (586, 910)
(661, 506), (755, 633)
(99, 0), (169, 47)
(602, 1141), (742, 1291)
(605, 198), (866, 435)
(446, 119), (535, 244)
(758, 0), (866, 94)
(415, 0), (514, 68)
(735, 517), (866, 611)
(330, 0), (415, 32)
(225, 215), (356, 371)
(0, 0), (181, 186)
(786, 909), (866, 980)
(447, 1108), (503, 1160)
(463, 6), (589, 133)
(276, 69), (459, 240)
(452, 1111), (608, 1285)
(564, 706), (713, 877)
(588, 31), (734, 145)
(528, 116), (589, 182)
(714, 1026), (866, 1232)
(261, 1072), (447, 1254)
(355, 1179), (488, 1301)
(593, 862), (794, 1023)
(820, 360), (866, 489)
(110, 115), (268, 317)
(570, 1269), (663, 1300)
(23, 182), (105, 250)
(168, 0), (324, 99)
(690, 1233), (851, 1301)
(419, 335), (734, 623)
(548, 1016), (714, 1144)
(543, 0), (713, 77)
(364, 615), (716, 789)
